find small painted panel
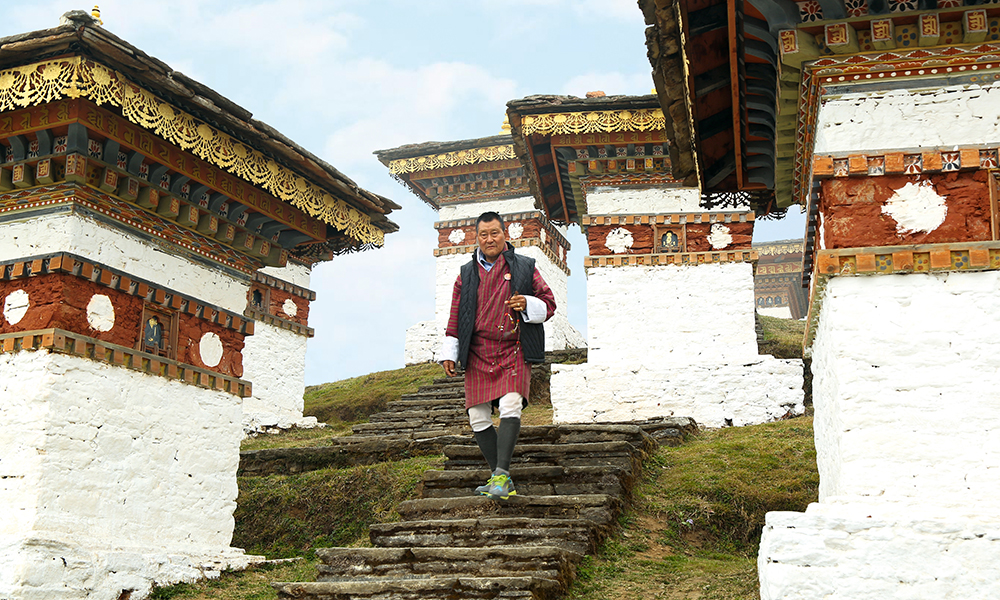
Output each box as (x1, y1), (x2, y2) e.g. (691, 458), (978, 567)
(871, 19), (894, 43)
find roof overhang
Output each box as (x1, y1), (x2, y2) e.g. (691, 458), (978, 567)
(0, 10), (398, 254)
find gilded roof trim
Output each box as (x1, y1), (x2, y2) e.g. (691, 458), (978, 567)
(0, 56), (385, 246)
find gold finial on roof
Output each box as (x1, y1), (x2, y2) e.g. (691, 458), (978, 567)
(500, 114), (511, 135)
(92, 5), (103, 25)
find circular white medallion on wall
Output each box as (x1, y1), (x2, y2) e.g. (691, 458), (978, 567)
(86, 294), (115, 332)
(605, 227), (634, 254)
(540, 228), (547, 244)
(882, 180), (948, 234)
(3, 289), (29, 325)
(507, 222), (524, 240)
(282, 298), (298, 318)
(707, 223), (733, 250)
(448, 228), (467, 245)
(199, 331), (224, 368)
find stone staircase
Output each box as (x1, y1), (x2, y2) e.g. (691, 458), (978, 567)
(271, 422), (694, 599)
(239, 376), (471, 476)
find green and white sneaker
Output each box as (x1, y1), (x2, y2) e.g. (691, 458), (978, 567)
(475, 477), (494, 496)
(483, 473), (517, 501)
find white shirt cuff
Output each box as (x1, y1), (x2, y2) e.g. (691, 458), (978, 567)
(439, 335), (459, 363)
(522, 295), (547, 324)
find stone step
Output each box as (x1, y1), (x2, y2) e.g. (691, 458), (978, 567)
(314, 546), (580, 589)
(239, 435), (463, 476)
(368, 517), (602, 555)
(351, 421), (465, 435)
(396, 494), (621, 527)
(274, 575), (562, 600)
(400, 388), (466, 400)
(444, 441), (645, 471)
(418, 465), (633, 499)
(368, 408), (466, 424)
(387, 398), (465, 410)
(514, 424), (658, 453)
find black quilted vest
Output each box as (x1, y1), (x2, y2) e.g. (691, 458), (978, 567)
(457, 245), (545, 369)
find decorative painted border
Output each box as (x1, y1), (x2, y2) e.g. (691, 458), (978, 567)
(252, 272), (316, 301)
(0, 252), (254, 335)
(519, 109), (666, 136)
(243, 307), (313, 338)
(432, 238), (570, 275)
(792, 45), (1000, 210)
(813, 147), (998, 176)
(0, 328), (251, 397)
(804, 241), (1000, 353)
(388, 145), (517, 175)
(434, 210), (572, 253)
(0, 56), (384, 245)
(585, 250), (758, 268)
(580, 212), (755, 226)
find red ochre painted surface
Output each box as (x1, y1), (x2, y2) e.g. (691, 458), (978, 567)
(0, 274), (142, 346)
(685, 222), (754, 253)
(267, 287), (310, 327)
(585, 222), (753, 255)
(178, 313), (245, 378)
(821, 171), (991, 249)
(0, 274), (244, 377)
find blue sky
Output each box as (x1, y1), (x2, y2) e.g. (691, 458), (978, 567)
(3, 1), (804, 384)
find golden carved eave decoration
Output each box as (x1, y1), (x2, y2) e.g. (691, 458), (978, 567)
(519, 108), (666, 136)
(0, 56), (383, 246)
(388, 144), (518, 175)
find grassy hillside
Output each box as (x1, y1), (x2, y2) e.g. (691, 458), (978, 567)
(158, 317), (813, 599)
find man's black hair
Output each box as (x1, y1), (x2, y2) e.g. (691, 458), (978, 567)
(476, 211), (504, 231)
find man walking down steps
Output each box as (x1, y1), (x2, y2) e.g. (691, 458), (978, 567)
(440, 211), (556, 501)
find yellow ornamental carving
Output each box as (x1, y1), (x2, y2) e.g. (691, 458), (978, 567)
(388, 144), (518, 175)
(0, 56), (384, 246)
(519, 108), (666, 136)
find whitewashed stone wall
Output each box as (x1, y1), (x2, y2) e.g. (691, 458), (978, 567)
(0, 351), (255, 599)
(552, 262), (802, 427)
(760, 503), (1000, 600)
(553, 359), (803, 426)
(437, 196), (538, 221)
(241, 321), (318, 433)
(759, 270), (1000, 598)
(0, 211), (249, 313)
(242, 263), (319, 433)
(814, 82), (1000, 155)
(403, 320), (440, 365)
(586, 263), (761, 367)
(585, 185), (748, 214)
(259, 261), (312, 289)
(812, 272), (1000, 507)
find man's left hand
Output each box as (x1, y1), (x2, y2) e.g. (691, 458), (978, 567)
(506, 294), (527, 312)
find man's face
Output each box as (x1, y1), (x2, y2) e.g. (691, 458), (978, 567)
(477, 219), (506, 262)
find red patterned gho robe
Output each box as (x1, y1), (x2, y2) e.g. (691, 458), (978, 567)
(443, 250), (556, 410)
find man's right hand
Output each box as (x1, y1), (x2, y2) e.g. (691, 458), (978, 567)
(442, 360), (457, 377)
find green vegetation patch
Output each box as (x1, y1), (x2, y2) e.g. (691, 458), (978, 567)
(757, 315), (805, 360)
(302, 362), (440, 425)
(233, 454), (443, 558)
(567, 416), (818, 600)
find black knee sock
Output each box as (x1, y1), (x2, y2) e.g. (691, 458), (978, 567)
(473, 426), (498, 472)
(496, 417), (521, 473)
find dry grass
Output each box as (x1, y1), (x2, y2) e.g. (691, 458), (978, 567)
(757, 315), (806, 360)
(302, 362), (441, 425)
(566, 416), (818, 600)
